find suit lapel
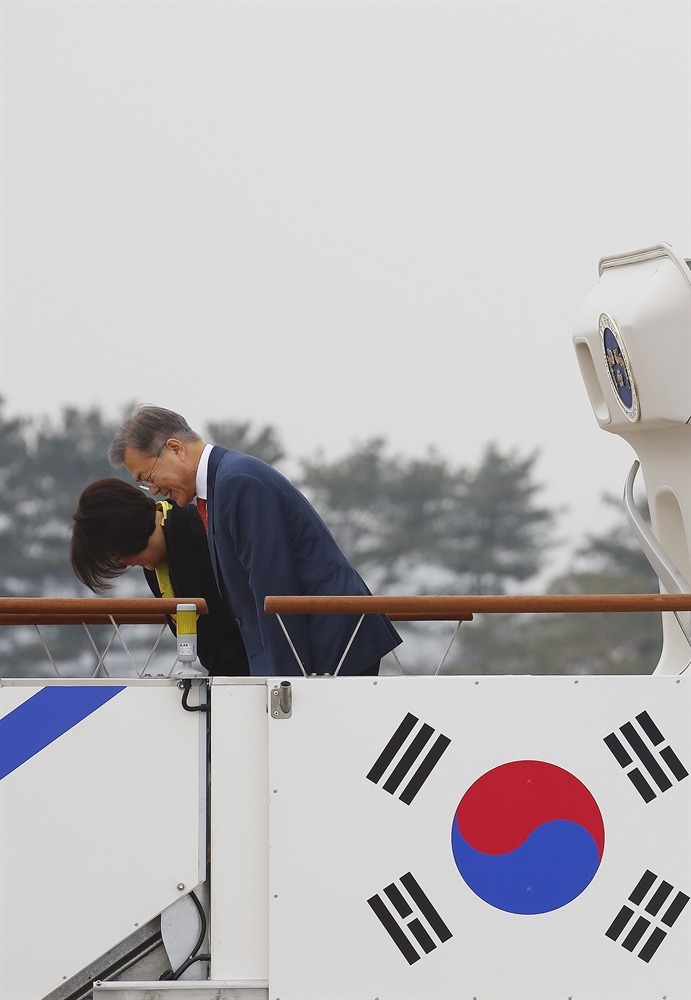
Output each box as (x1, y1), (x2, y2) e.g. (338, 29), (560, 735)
(205, 445), (227, 586)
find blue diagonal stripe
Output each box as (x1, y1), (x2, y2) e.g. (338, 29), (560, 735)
(0, 686), (125, 780)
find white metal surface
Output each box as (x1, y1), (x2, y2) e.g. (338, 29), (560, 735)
(161, 888), (207, 981)
(210, 679), (269, 981)
(267, 675), (690, 1000)
(0, 680), (203, 1000)
(93, 983), (268, 999)
(572, 242), (691, 674)
(576, 243), (691, 430)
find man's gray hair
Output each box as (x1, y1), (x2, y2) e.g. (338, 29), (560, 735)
(108, 405), (201, 467)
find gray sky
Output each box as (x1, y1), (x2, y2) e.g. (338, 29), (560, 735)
(2, 0), (689, 567)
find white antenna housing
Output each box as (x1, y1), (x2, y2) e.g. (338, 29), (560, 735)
(572, 243), (691, 673)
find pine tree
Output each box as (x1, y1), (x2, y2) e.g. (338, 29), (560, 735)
(300, 440), (554, 594)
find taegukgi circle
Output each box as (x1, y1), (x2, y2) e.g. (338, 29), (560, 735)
(451, 760), (605, 914)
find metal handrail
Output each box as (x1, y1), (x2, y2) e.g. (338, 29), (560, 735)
(0, 598), (209, 626)
(265, 594), (691, 620)
(0, 615), (174, 625)
(0, 598), (211, 678)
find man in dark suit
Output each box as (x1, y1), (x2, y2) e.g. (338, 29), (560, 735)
(70, 479), (249, 677)
(109, 406), (401, 676)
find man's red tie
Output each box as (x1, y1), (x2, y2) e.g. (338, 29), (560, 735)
(197, 497), (208, 532)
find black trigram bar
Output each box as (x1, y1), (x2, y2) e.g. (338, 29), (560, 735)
(605, 905), (635, 941)
(400, 872), (453, 942)
(628, 869), (657, 905)
(368, 873), (452, 965)
(638, 927), (667, 963)
(605, 870), (689, 963)
(627, 768), (656, 803)
(635, 710), (664, 745)
(661, 890), (690, 927)
(660, 745), (689, 781)
(621, 916), (650, 951)
(620, 722), (671, 792)
(367, 713), (418, 784)
(603, 710), (688, 802)
(367, 713), (451, 804)
(408, 918), (436, 954)
(383, 725), (435, 794)
(645, 880), (673, 916)
(384, 882), (412, 918)
(367, 893), (419, 965)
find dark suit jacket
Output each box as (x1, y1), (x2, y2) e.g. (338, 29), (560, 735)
(143, 501), (249, 677)
(205, 446), (401, 676)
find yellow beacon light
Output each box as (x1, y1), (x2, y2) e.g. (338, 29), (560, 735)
(176, 603), (198, 664)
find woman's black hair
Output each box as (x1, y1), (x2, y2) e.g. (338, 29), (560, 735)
(70, 478), (158, 592)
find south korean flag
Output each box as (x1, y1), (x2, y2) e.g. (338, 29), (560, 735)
(267, 674), (689, 1000)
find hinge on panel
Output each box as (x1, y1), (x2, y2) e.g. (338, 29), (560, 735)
(270, 680), (292, 719)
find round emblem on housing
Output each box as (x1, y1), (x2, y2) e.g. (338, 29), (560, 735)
(599, 313), (639, 421)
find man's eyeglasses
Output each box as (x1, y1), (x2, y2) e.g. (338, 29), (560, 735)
(137, 445), (165, 490)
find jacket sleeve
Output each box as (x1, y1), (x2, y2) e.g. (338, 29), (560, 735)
(213, 473), (313, 675)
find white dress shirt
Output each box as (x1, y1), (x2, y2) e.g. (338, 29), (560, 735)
(195, 443), (213, 501)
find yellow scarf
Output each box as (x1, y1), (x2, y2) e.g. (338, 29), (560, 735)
(154, 501), (175, 609)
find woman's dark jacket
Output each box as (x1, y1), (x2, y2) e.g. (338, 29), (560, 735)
(143, 501), (249, 676)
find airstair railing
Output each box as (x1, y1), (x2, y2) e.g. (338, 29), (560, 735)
(265, 594), (691, 676)
(0, 597), (208, 624)
(0, 598), (208, 678)
(265, 594), (691, 617)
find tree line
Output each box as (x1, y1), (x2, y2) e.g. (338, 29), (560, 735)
(0, 401), (661, 675)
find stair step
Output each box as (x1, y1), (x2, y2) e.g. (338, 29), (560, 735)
(93, 981), (269, 999)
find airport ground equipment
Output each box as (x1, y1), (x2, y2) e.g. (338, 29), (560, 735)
(1, 243), (689, 998)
